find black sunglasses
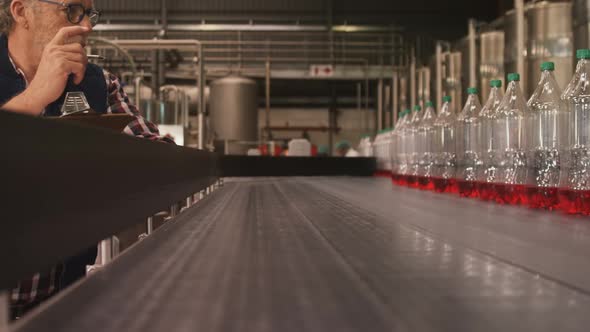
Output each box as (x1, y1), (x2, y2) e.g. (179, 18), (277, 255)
(38, 0), (101, 27)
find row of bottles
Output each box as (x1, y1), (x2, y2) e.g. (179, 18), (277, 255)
(388, 49), (590, 216)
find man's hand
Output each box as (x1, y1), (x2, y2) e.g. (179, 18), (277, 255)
(1, 26), (90, 115)
(25, 26), (90, 112)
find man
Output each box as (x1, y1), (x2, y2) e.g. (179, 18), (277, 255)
(0, 0), (170, 318)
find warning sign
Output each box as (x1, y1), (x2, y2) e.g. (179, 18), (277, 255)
(309, 65), (334, 78)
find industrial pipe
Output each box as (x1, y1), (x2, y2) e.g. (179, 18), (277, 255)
(468, 19), (477, 88)
(410, 50), (416, 108)
(436, 42), (443, 111)
(392, 71), (398, 125)
(377, 79), (384, 131)
(515, 0), (525, 83)
(108, 39), (206, 149)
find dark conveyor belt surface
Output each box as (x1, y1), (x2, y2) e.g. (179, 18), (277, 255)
(16, 177), (590, 332)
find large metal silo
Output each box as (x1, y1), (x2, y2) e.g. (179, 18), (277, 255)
(446, 52), (463, 114)
(479, 31), (505, 101)
(526, 1), (573, 95)
(574, 0), (590, 55)
(504, 8), (529, 94)
(209, 76), (259, 154)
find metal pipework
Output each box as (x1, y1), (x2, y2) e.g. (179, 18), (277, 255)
(417, 68), (424, 108)
(436, 42), (443, 110)
(265, 60), (271, 141)
(468, 19), (477, 88)
(377, 79), (384, 131)
(133, 75), (151, 116)
(515, 0), (525, 81)
(159, 85), (190, 127)
(392, 71), (399, 125)
(410, 50), (416, 107)
(87, 37), (139, 77)
(108, 39), (206, 149)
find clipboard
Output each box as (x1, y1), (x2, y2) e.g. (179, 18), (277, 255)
(54, 113), (134, 132)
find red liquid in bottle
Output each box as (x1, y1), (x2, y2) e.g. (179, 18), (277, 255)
(477, 181), (496, 201)
(432, 177), (448, 193)
(406, 175), (418, 188)
(418, 176), (435, 191)
(398, 175), (408, 186)
(526, 186), (559, 210)
(557, 189), (590, 215)
(446, 179), (459, 194)
(493, 183), (527, 205)
(457, 180), (479, 198)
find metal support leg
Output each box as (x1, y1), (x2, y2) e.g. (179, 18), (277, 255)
(0, 291), (8, 332)
(170, 204), (180, 218)
(99, 238), (113, 266)
(147, 216), (154, 235)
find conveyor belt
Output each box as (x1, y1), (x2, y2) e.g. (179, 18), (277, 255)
(15, 177), (590, 332)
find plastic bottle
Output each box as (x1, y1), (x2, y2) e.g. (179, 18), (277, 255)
(526, 62), (566, 210)
(477, 80), (504, 201)
(456, 87), (483, 198)
(493, 73), (529, 205)
(396, 110), (412, 186)
(561, 49), (586, 101)
(407, 105), (424, 188)
(559, 49), (590, 215)
(391, 110), (407, 185)
(432, 96), (457, 193)
(417, 101), (437, 190)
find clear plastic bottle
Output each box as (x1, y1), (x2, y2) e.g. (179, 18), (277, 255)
(456, 87), (483, 198)
(417, 101), (437, 190)
(407, 105), (424, 188)
(390, 114), (399, 184)
(383, 128), (393, 176)
(432, 96), (457, 193)
(526, 62), (566, 210)
(493, 73), (529, 205)
(477, 80), (504, 201)
(561, 49), (586, 102)
(396, 110), (412, 186)
(559, 49), (590, 215)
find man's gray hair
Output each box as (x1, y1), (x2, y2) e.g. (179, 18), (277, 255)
(0, 1), (13, 35)
(0, 0), (34, 35)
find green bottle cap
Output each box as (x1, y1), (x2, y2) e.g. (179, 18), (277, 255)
(467, 87), (478, 95)
(541, 62), (555, 71)
(425, 101), (434, 108)
(413, 105), (422, 112)
(507, 73), (520, 82)
(490, 80), (502, 88)
(577, 49), (590, 60)
(443, 96), (452, 103)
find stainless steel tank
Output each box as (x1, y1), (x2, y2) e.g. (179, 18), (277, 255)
(479, 31), (505, 101)
(504, 8), (529, 94)
(454, 36), (471, 106)
(428, 52), (462, 113)
(446, 52), (462, 114)
(574, 0), (590, 51)
(526, 1), (573, 96)
(209, 76), (259, 154)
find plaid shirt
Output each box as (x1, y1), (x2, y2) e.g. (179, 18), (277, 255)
(9, 60), (173, 318)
